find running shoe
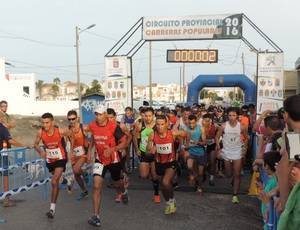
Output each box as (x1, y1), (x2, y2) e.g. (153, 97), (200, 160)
(164, 203), (172, 215)
(115, 193), (122, 203)
(121, 191), (129, 204)
(209, 179), (215, 186)
(165, 201), (176, 215)
(46, 210), (55, 219)
(197, 187), (203, 194)
(153, 195), (161, 203)
(67, 178), (74, 194)
(77, 191), (88, 201)
(232, 195), (239, 204)
(169, 200), (177, 214)
(88, 215), (101, 227)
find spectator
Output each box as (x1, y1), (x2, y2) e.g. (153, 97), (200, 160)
(0, 101), (15, 130)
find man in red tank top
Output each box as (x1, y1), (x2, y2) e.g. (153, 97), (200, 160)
(147, 115), (186, 215)
(67, 110), (89, 200)
(34, 112), (69, 219)
(86, 105), (128, 227)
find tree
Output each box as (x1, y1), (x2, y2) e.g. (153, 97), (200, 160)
(208, 92), (218, 103)
(51, 84), (60, 97)
(35, 80), (44, 99)
(84, 79), (103, 96)
(53, 77), (61, 85)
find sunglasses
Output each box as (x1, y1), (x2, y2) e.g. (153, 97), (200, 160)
(68, 117), (77, 121)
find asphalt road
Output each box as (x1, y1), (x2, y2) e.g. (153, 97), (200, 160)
(0, 171), (262, 230)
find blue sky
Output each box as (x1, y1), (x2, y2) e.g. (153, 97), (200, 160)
(1, 0), (299, 85)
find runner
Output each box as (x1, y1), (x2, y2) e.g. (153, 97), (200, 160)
(107, 108), (131, 198)
(215, 107), (248, 204)
(87, 105), (128, 227)
(67, 110), (89, 200)
(202, 113), (218, 186)
(133, 107), (161, 203)
(34, 112), (69, 218)
(147, 115), (186, 214)
(121, 107), (135, 172)
(185, 114), (207, 193)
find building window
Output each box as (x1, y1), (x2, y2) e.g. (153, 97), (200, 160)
(23, 86), (30, 94)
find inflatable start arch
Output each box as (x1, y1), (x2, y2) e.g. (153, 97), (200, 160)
(187, 74), (256, 105)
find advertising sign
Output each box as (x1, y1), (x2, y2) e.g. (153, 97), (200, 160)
(257, 52), (284, 114)
(104, 56), (132, 115)
(143, 14), (242, 41)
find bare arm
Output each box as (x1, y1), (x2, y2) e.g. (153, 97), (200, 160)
(34, 130), (46, 158)
(215, 125), (224, 150)
(146, 132), (155, 154)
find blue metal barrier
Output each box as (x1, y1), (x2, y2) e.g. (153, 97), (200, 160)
(0, 147), (50, 201)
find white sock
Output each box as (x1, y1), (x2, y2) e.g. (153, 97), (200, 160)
(50, 203), (56, 212)
(210, 175), (214, 180)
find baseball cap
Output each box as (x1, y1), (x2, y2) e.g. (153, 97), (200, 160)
(94, 105), (106, 114)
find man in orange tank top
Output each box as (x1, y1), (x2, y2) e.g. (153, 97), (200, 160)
(147, 115), (186, 215)
(86, 105), (128, 227)
(67, 110), (89, 200)
(34, 112), (69, 219)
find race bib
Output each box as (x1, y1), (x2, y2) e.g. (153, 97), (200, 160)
(207, 139), (215, 145)
(73, 146), (85, 157)
(156, 143), (172, 155)
(46, 148), (63, 160)
(93, 162), (104, 176)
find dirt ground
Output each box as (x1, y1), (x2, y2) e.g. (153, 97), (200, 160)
(10, 115), (68, 146)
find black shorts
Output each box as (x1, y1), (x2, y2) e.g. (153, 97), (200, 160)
(46, 159), (67, 173)
(93, 160), (122, 181)
(188, 154), (207, 166)
(140, 151), (155, 163)
(156, 161), (177, 176)
(206, 144), (216, 154)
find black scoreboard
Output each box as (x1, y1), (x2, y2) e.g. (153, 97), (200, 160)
(166, 49), (218, 63)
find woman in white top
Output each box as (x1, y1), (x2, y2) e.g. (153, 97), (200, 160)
(215, 107), (248, 204)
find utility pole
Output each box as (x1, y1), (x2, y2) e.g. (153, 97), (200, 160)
(242, 52), (245, 75)
(179, 67), (182, 102)
(149, 41), (152, 106)
(75, 26), (81, 121)
(182, 63), (185, 102)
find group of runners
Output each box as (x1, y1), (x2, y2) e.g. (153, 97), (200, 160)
(29, 102), (255, 227)
(0, 99), (256, 227)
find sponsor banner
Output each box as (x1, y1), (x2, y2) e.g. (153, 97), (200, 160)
(257, 52), (284, 114)
(105, 56), (131, 77)
(143, 14), (242, 41)
(104, 56), (132, 113)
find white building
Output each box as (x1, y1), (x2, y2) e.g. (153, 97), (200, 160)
(0, 58), (78, 116)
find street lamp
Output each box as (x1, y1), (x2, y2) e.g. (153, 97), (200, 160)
(75, 24), (96, 122)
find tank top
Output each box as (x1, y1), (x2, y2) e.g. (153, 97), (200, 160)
(222, 122), (242, 152)
(70, 124), (87, 157)
(187, 125), (205, 156)
(153, 130), (175, 164)
(41, 127), (67, 163)
(179, 117), (188, 131)
(205, 124), (217, 145)
(89, 120), (120, 166)
(139, 122), (155, 152)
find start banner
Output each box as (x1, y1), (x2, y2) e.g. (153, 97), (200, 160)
(143, 14), (242, 41)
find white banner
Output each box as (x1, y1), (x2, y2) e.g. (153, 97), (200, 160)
(143, 14), (242, 41)
(257, 52), (284, 114)
(105, 56), (131, 77)
(104, 56), (132, 115)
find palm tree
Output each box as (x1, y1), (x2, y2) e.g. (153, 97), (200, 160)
(35, 80), (44, 99)
(51, 84), (60, 98)
(53, 77), (61, 85)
